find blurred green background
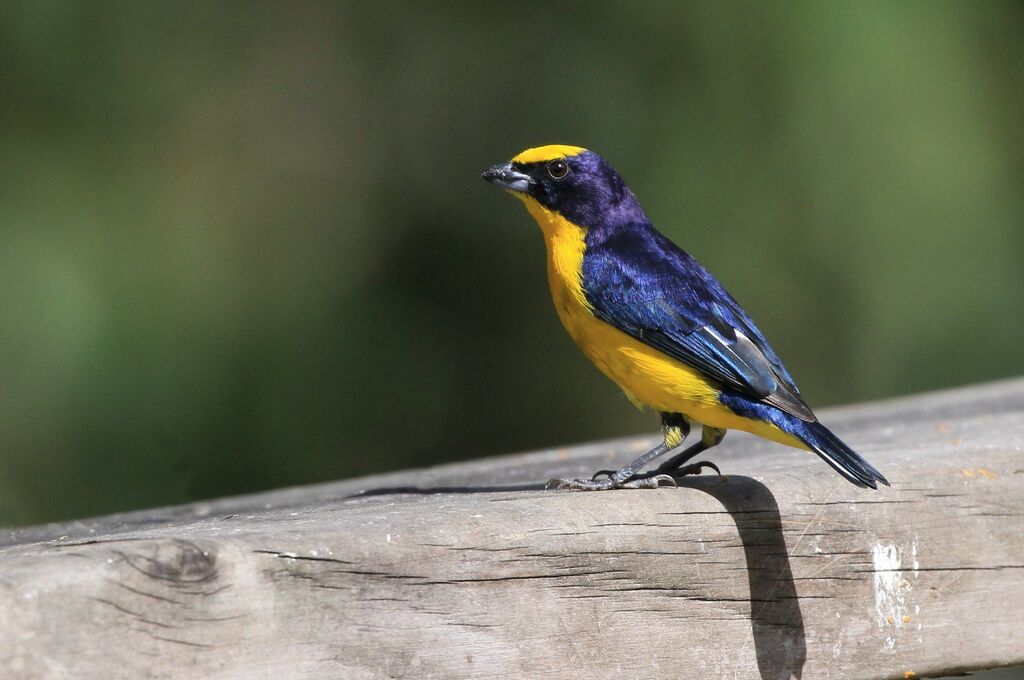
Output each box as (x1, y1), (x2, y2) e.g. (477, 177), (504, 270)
(1, 1), (1022, 528)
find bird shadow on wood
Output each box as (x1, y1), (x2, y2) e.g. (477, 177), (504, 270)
(683, 475), (807, 680)
(344, 482), (547, 499)
(348, 475), (805, 680)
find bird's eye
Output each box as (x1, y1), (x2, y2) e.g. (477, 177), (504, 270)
(546, 159), (569, 180)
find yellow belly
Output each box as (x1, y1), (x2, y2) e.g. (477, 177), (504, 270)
(521, 196), (806, 450)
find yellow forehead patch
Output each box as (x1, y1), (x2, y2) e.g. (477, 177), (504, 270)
(512, 144), (587, 165)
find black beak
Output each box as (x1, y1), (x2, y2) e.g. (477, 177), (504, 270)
(481, 162), (532, 192)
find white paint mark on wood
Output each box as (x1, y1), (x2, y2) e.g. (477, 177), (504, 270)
(873, 540), (922, 651)
(873, 542), (903, 650)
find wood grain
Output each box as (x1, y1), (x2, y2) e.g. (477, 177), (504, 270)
(2, 378), (1024, 679)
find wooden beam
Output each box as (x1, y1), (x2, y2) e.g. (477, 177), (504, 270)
(3, 379), (1024, 679)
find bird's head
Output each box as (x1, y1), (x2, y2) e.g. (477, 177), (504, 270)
(481, 145), (644, 229)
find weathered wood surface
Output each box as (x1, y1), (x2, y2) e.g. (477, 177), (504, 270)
(2, 379), (1024, 680)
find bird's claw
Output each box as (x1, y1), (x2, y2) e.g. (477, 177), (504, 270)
(619, 474), (677, 489)
(548, 460), (720, 491)
(546, 473), (678, 491)
(546, 477), (613, 491)
(664, 460), (720, 478)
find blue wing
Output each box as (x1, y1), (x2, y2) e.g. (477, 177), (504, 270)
(582, 225), (816, 421)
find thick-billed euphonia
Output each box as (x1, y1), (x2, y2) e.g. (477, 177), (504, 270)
(482, 145), (887, 491)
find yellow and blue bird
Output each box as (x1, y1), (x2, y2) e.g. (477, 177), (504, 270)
(482, 145), (888, 491)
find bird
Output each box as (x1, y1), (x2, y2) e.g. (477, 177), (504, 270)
(481, 145), (888, 491)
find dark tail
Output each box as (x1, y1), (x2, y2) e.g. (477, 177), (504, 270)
(798, 420), (889, 489)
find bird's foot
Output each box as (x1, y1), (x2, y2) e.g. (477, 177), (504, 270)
(656, 460), (721, 478)
(587, 459), (721, 485)
(545, 474), (677, 491)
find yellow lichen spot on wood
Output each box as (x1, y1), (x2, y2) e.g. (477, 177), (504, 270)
(950, 438), (963, 446)
(936, 422), (951, 433)
(557, 449), (570, 460)
(962, 467), (999, 479)
(902, 614), (912, 624)
(905, 672), (917, 679)
(886, 615), (895, 625)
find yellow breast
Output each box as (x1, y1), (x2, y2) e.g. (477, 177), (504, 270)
(521, 198), (721, 411)
(517, 196), (806, 449)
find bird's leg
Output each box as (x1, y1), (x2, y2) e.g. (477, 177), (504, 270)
(652, 426), (726, 478)
(547, 413), (689, 491)
(590, 424), (726, 484)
